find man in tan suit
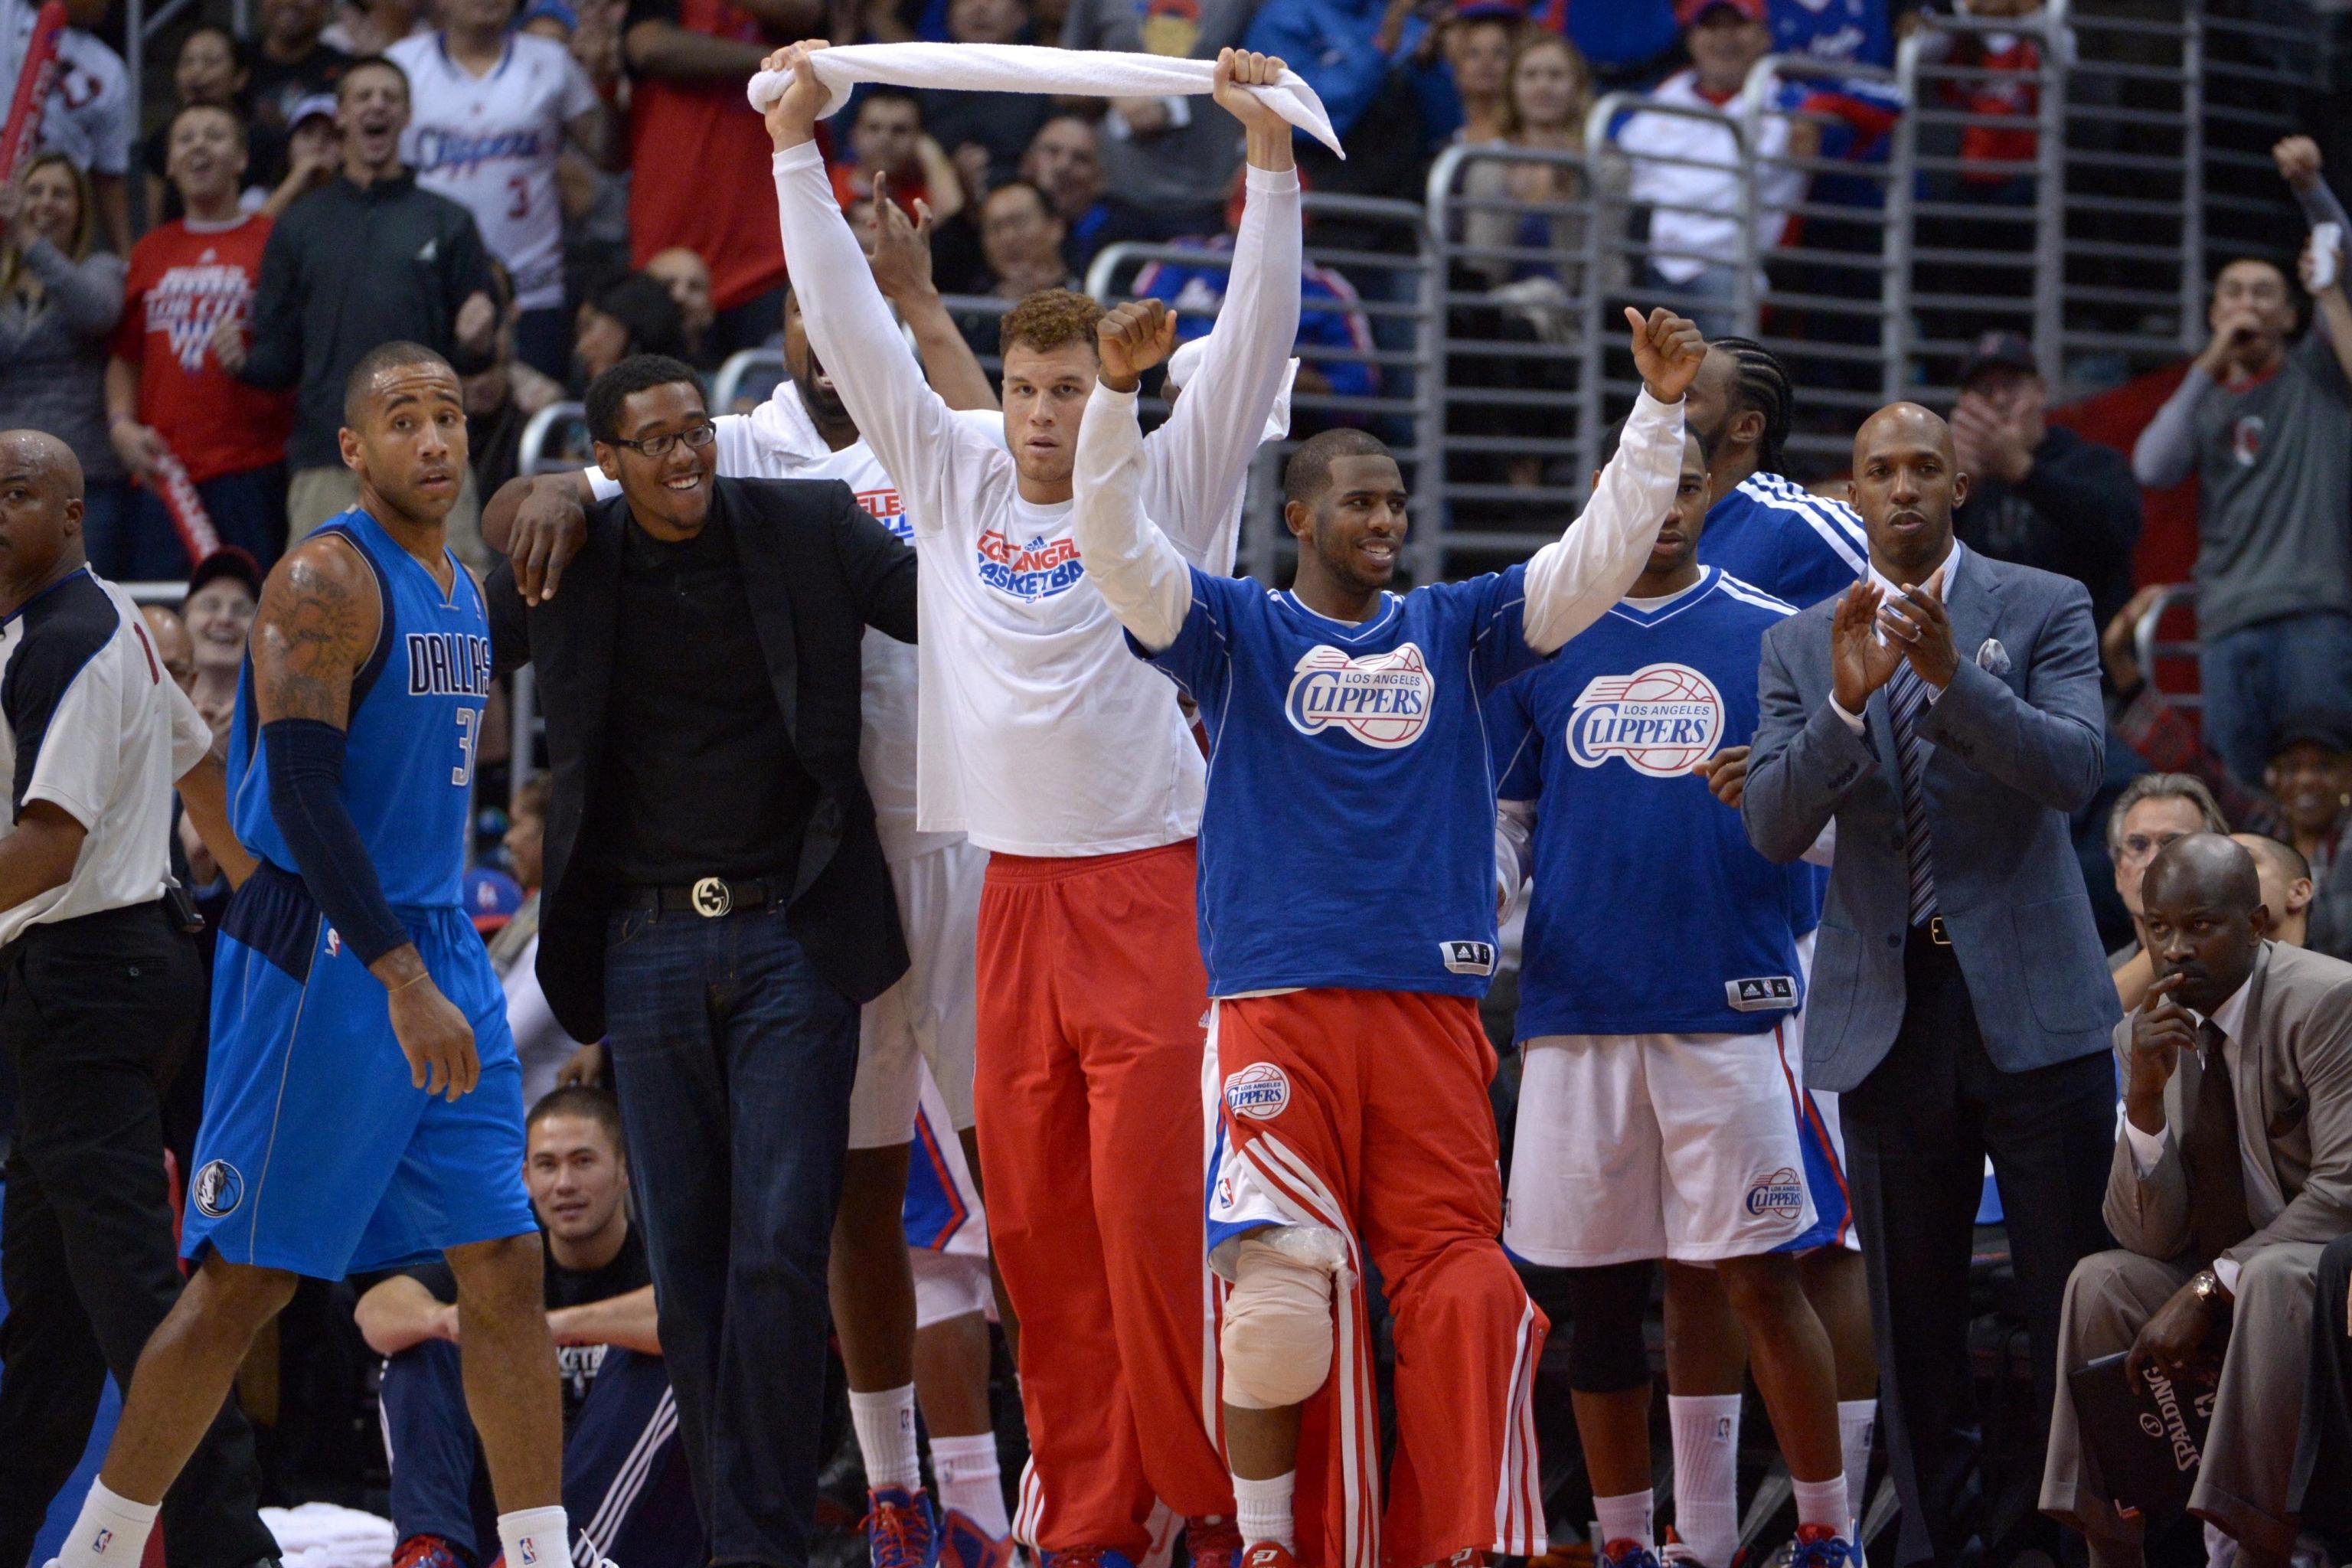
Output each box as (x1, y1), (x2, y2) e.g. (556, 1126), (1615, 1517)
(2043, 834), (2352, 1567)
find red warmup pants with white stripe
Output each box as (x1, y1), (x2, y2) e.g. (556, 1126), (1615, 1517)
(1214, 990), (1547, 1568)
(974, 841), (1235, 1555)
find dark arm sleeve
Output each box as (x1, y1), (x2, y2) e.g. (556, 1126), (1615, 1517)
(831, 485), (919, 644)
(237, 219), (303, 390)
(486, 560), (532, 677)
(443, 212), (498, 377)
(263, 717), (413, 964)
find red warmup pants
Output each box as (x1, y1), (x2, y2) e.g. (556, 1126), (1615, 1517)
(975, 841), (1235, 1555)
(1213, 990), (1548, 1568)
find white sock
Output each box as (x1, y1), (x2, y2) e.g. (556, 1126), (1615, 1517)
(498, 1506), (575, 1568)
(1668, 1393), (1741, 1567)
(1792, 1474), (1850, 1537)
(930, 1432), (1008, 1537)
(1593, 1488), (1655, 1553)
(1838, 1400), (1877, 1528)
(851, 1384), (923, 1492)
(56, 1480), (160, 1568)
(1233, 1472), (1295, 1553)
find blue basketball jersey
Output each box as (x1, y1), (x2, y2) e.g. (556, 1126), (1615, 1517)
(229, 508), (492, 910)
(1492, 568), (1812, 1038)
(1697, 472), (1869, 612)
(1142, 565), (1547, 998)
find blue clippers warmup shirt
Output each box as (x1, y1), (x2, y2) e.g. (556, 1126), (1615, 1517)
(1492, 567), (1811, 1037)
(1769, 0), (1894, 69)
(1696, 472), (1869, 612)
(1141, 567), (1547, 998)
(227, 508), (492, 908)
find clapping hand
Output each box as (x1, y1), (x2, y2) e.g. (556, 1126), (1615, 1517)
(1626, 305), (1705, 404)
(1693, 744), (1749, 808)
(1829, 580), (1903, 713)
(1877, 568), (1957, 689)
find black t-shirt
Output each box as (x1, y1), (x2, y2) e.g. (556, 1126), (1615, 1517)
(247, 43), (353, 136)
(590, 501), (816, 886)
(404, 1227), (651, 1432)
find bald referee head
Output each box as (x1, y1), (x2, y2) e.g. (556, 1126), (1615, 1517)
(0, 430), (87, 611)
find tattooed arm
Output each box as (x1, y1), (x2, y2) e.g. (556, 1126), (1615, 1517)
(252, 538), (481, 1100)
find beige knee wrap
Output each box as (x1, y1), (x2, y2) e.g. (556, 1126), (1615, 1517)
(1220, 1228), (1342, 1410)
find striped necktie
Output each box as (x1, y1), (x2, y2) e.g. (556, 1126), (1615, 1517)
(1888, 657), (1939, 924)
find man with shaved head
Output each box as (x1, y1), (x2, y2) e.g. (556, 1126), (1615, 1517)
(1744, 400), (2121, 1566)
(0, 430), (274, 1568)
(2044, 834), (2352, 1567)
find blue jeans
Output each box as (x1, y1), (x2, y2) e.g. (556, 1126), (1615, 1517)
(2200, 609), (2352, 783)
(381, 1338), (703, 1566)
(1645, 260), (1740, 338)
(602, 902), (861, 1568)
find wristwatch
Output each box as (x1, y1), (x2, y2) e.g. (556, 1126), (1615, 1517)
(2192, 1269), (2226, 1305)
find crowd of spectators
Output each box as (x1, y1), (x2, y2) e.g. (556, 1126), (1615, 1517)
(10, 0), (2352, 1561)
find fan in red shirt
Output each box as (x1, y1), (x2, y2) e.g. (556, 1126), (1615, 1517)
(106, 102), (293, 577)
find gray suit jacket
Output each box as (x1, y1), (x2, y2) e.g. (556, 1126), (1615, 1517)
(1743, 550), (2122, 1090)
(2106, 942), (2352, 1267)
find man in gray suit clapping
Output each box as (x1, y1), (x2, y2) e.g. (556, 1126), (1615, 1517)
(1743, 402), (2122, 1567)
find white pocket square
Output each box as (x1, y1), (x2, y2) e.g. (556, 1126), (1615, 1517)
(1976, 638), (2011, 675)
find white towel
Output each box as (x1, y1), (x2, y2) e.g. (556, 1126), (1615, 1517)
(745, 42), (1343, 157)
(260, 1503), (398, 1568)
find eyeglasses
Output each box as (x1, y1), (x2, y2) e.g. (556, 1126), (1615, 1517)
(608, 421), (717, 460)
(2117, 831), (2190, 863)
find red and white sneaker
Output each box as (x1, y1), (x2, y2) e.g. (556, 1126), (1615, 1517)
(1239, 1544), (1297, 1568)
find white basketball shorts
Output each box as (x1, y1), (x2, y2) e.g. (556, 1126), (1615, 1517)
(849, 838), (987, 1149)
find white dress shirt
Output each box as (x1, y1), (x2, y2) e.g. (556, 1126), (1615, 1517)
(2122, 973), (2285, 1292)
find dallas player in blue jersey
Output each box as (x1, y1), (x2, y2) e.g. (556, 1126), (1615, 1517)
(1489, 426), (1859, 1568)
(47, 345), (586, 1568)
(1071, 296), (1703, 1568)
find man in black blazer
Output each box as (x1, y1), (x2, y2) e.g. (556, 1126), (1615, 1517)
(1743, 403), (2122, 1567)
(486, 354), (917, 1568)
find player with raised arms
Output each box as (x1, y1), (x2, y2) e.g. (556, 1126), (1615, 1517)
(1069, 296), (1703, 1568)
(45, 345), (583, 1568)
(1488, 425), (1861, 1568)
(763, 37), (1306, 1568)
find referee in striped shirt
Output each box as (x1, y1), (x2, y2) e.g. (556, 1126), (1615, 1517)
(0, 431), (279, 1568)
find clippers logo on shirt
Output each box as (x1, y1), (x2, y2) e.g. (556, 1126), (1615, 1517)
(1284, 642), (1434, 748)
(858, 486), (910, 543)
(412, 126), (548, 178)
(1566, 662), (1724, 776)
(142, 259), (252, 371)
(2233, 413), (2266, 467)
(977, 528), (1086, 601)
(407, 632), (495, 697)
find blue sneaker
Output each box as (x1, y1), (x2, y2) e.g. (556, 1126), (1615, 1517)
(937, 1510), (1013, 1568)
(865, 1487), (941, 1568)
(1785, 1525), (1861, 1568)
(1599, 1543), (1664, 1568)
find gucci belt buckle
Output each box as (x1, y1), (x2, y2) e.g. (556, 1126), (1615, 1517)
(690, 877), (733, 918)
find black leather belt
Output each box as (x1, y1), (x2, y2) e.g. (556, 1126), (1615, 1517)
(621, 876), (786, 918)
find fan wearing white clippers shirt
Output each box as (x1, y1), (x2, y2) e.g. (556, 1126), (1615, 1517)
(763, 38), (1303, 1568)
(484, 194), (1009, 1568)
(387, 0), (608, 377)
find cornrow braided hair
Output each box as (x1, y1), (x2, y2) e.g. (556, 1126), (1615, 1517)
(1708, 336), (1794, 477)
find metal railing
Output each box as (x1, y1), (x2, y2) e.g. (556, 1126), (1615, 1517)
(2133, 583), (2203, 712)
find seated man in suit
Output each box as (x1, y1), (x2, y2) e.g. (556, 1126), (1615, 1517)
(2043, 834), (2352, 1568)
(1742, 401), (2122, 1566)
(358, 1086), (701, 1568)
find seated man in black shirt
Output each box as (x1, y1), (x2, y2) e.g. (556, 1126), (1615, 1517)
(356, 1088), (700, 1568)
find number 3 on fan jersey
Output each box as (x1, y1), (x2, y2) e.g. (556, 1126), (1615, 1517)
(454, 707), (481, 786)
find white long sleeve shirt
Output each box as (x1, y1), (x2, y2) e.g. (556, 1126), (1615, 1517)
(770, 140), (1301, 856)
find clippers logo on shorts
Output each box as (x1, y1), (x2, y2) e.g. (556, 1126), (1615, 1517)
(192, 1159), (245, 1219)
(1726, 975), (1798, 1011)
(1441, 940), (1498, 975)
(857, 487), (911, 543)
(1223, 1062), (1292, 1122)
(1566, 662), (1725, 777)
(407, 632), (495, 697)
(977, 528), (1086, 600)
(1745, 1166), (1805, 1219)
(1284, 642), (1434, 748)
